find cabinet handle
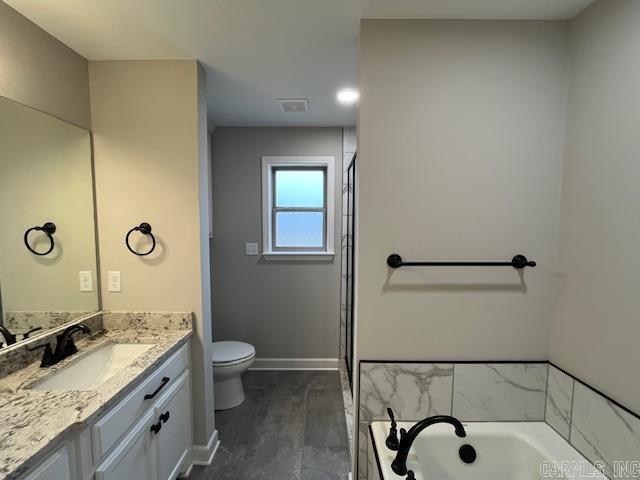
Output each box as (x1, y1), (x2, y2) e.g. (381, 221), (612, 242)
(160, 411), (170, 423)
(144, 376), (170, 400)
(150, 421), (162, 435)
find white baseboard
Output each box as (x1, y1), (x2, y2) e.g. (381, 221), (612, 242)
(192, 429), (219, 466)
(249, 357), (339, 370)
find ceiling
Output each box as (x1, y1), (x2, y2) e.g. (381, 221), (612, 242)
(5, 0), (595, 127)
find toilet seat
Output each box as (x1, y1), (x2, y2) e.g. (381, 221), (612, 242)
(212, 341), (255, 366)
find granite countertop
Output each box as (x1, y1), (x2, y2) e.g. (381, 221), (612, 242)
(0, 328), (192, 480)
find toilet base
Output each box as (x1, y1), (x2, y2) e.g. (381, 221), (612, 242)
(214, 375), (246, 410)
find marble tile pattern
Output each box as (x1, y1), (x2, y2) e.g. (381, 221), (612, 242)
(358, 422), (368, 478)
(452, 363), (547, 421)
(338, 361), (354, 459)
(359, 362), (454, 422)
(570, 382), (640, 479)
(545, 365), (574, 439)
(0, 324), (192, 479)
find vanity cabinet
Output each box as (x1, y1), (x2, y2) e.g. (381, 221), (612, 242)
(21, 342), (193, 480)
(95, 410), (158, 480)
(155, 371), (192, 480)
(23, 444), (74, 480)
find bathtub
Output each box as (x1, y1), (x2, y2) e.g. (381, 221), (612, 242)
(368, 421), (607, 479)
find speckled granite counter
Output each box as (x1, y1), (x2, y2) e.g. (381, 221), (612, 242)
(0, 326), (192, 479)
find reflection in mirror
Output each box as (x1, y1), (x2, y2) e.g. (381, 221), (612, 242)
(0, 96), (99, 349)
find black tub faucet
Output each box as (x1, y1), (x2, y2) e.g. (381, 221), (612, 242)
(391, 415), (467, 476)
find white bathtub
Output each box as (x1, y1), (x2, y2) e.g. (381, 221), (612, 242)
(368, 421), (607, 480)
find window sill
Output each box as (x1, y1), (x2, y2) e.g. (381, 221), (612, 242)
(262, 251), (335, 262)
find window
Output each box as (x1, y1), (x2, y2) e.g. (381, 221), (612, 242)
(262, 156), (335, 258)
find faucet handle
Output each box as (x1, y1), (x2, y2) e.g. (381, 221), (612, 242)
(406, 471), (416, 479)
(29, 343), (55, 368)
(386, 407), (400, 450)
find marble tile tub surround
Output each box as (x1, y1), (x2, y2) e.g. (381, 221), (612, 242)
(545, 364), (574, 439)
(357, 361), (640, 479)
(546, 365), (640, 479)
(357, 361), (547, 478)
(0, 315), (192, 479)
(452, 363), (547, 421)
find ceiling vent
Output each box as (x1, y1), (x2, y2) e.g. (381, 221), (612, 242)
(277, 98), (309, 113)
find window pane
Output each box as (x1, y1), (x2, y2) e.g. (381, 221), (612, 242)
(275, 169), (324, 207)
(275, 211), (324, 248)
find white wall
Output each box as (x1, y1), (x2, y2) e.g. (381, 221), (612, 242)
(550, 0), (640, 414)
(356, 20), (569, 361)
(0, 1), (90, 129)
(210, 127), (342, 359)
(89, 60), (215, 448)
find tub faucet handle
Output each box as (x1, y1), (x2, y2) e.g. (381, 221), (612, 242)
(406, 471), (416, 480)
(386, 407), (399, 451)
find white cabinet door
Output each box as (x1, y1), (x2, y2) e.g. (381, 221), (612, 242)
(155, 370), (192, 480)
(24, 444), (73, 480)
(95, 409), (158, 480)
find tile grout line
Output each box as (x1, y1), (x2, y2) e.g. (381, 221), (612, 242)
(543, 363), (550, 421)
(450, 363), (456, 415)
(568, 378), (576, 444)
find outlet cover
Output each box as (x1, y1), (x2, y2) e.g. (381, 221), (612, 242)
(108, 271), (122, 292)
(79, 271), (93, 292)
(245, 243), (259, 255)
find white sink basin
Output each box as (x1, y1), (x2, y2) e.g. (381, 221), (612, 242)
(31, 343), (154, 391)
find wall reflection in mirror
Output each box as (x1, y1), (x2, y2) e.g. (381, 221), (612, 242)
(0, 96), (99, 349)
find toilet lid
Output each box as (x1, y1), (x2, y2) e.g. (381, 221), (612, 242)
(212, 341), (255, 364)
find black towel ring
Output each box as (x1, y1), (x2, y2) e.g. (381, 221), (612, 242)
(125, 222), (156, 256)
(24, 222), (56, 256)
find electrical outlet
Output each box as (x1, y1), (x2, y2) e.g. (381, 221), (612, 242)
(108, 271), (122, 292)
(79, 271), (93, 292)
(245, 242), (259, 255)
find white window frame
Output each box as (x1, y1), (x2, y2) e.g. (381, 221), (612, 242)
(261, 156), (335, 260)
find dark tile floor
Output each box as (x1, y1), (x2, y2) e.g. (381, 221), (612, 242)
(190, 371), (351, 480)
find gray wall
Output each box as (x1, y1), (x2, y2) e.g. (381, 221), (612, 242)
(356, 19), (568, 361)
(550, 0), (640, 414)
(210, 127), (342, 359)
(0, 1), (90, 129)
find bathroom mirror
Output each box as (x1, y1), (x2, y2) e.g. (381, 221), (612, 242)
(0, 96), (99, 349)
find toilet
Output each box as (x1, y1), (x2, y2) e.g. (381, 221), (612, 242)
(212, 341), (256, 410)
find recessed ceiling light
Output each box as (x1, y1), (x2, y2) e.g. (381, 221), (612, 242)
(337, 88), (359, 105)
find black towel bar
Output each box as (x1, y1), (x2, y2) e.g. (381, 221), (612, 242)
(387, 254), (536, 269)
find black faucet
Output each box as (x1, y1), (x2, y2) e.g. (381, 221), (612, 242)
(23, 327), (43, 339)
(0, 326), (17, 346)
(391, 415), (467, 476)
(52, 324), (91, 363)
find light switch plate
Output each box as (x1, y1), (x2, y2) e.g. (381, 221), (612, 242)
(108, 271), (122, 292)
(245, 242), (259, 255)
(79, 271), (93, 292)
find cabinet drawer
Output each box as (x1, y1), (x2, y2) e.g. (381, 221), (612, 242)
(91, 344), (188, 463)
